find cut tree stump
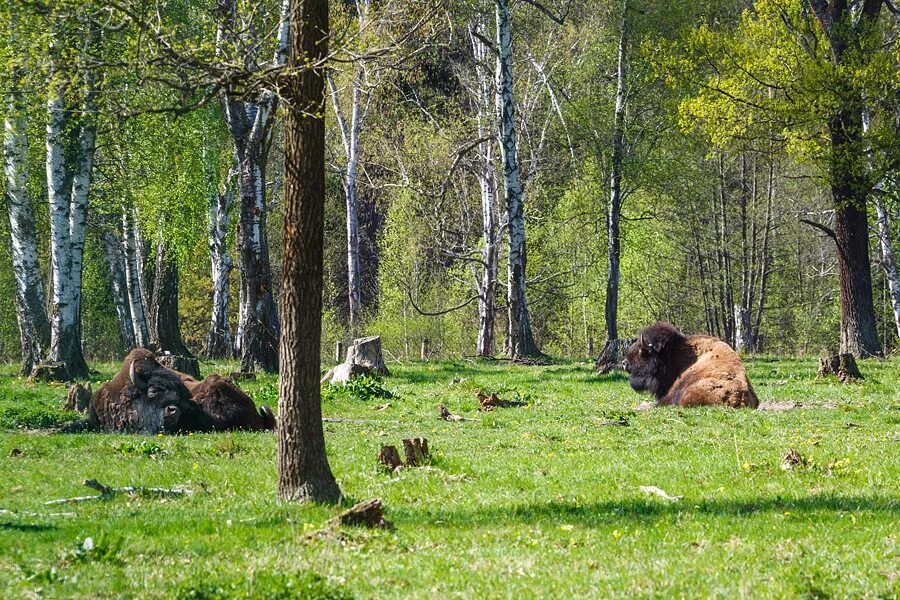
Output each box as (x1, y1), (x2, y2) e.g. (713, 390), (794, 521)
(29, 362), (70, 383)
(402, 437), (430, 466)
(321, 336), (390, 384)
(378, 445), (403, 471)
(817, 353), (863, 383)
(594, 338), (635, 375)
(157, 354), (201, 379)
(64, 383), (92, 413)
(335, 498), (392, 529)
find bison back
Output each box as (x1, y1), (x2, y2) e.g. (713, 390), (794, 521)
(190, 375), (273, 431)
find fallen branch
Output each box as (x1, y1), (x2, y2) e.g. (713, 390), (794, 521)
(45, 479), (191, 505)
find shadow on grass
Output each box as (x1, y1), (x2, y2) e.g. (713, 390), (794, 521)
(397, 494), (899, 528)
(0, 521), (56, 532)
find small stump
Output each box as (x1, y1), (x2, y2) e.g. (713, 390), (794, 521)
(157, 354), (200, 379)
(64, 383), (92, 413)
(336, 498), (392, 529)
(378, 445), (403, 471)
(227, 371), (257, 382)
(402, 437), (430, 467)
(817, 353), (862, 383)
(29, 362), (70, 383)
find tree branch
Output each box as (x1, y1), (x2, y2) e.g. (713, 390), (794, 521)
(799, 218), (836, 240)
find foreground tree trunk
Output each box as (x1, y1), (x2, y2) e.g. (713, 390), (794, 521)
(605, 0), (627, 342)
(45, 25), (96, 379)
(496, 0), (540, 358)
(150, 243), (192, 357)
(4, 78), (51, 374)
(205, 176), (235, 358)
(277, 0), (341, 504)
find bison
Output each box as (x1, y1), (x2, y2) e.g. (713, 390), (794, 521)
(66, 349), (275, 433)
(622, 322), (758, 408)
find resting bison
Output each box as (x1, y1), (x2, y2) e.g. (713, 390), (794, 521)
(622, 322), (758, 408)
(67, 349), (275, 433)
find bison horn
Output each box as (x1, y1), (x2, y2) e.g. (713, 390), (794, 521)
(130, 360), (149, 390)
(639, 332), (645, 348)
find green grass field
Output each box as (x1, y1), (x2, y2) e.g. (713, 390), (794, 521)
(0, 356), (898, 599)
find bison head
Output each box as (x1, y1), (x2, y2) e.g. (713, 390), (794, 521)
(623, 322), (684, 399)
(126, 355), (208, 433)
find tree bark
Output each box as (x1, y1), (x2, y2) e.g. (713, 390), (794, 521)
(150, 243), (192, 357)
(122, 207), (150, 348)
(496, 0), (540, 358)
(277, 0), (341, 504)
(45, 23), (95, 379)
(605, 0), (627, 342)
(4, 77), (51, 374)
(100, 227), (136, 350)
(205, 175), (235, 358)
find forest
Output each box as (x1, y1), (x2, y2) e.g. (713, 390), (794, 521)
(0, 0), (897, 373)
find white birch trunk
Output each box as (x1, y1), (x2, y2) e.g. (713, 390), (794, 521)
(100, 227), (136, 349)
(4, 81), (51, 373)
(496, 0), (539, 358)
(122, 207), (150, 347)
(206, 177), (235, 358)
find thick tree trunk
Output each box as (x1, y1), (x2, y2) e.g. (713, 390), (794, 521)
(150, 243), (192, 357)
(122, 208), (150, 348)
(100, 228), (136, 350)
(496, 0), (540, 359)
(471, 20), (499, 357)
(605, 0), (627, 342)
(4, 81), (51, 374)
(206, 179), (234, 358)
(45, 49), (94, 379)
(278, 0), (341, 504)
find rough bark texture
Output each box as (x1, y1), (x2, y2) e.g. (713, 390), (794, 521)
(45, 26), (96, 380)
(150, 244), (192, 357)
(594, 338), (634, 375)
(605, 0), (627, 342)
(402, 437), (430, 467)
(277, 0), (341, 505)
(4, 80), (51, 374)
(377, 445), (402, 470)
(817, 353), (863, 382)
(205, 177), (235, 358)
(122, 208), (150, 348)
(100, 227), (136, 350)
(496, 0), (540, 359)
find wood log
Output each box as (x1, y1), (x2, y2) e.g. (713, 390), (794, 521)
(157, 354), (201, 379)
(594, 338), (635, 374)
(64, 383), (92, 413)
(29, 362), (70, 383)
(402, 437), (430, 467)
(817, 353), (863, 383)
(377, 445), (403, 470)
(335, 498), (392, 529)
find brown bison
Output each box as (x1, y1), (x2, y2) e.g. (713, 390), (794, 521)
(66, 349), (275, 433)
(623, 322), (758, 408)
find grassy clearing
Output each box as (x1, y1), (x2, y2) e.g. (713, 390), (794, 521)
(0, 357), (898, 598)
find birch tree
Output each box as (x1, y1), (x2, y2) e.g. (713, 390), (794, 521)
(206, 169), (236, 358)
(122, 207), (150, 348)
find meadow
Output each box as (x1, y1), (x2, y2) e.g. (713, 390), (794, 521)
(0, 356), (898, 599)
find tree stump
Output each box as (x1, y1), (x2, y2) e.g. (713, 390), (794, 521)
(335, 340), (344, 363)
(377, 445), (403, 471)
(321, 336), (390, 384)
(817, 354), (863, 383)
(157, 354), (201, 379)
(335, 498), (392, 529)
(29, 362), (70, 382)
(64, 383), (92, 413)
(402, 437), (430, 467)
(227, 371), (256, 382)
(594, 338), (635, 374)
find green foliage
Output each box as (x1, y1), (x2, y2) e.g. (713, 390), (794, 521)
(61, 534), (124, 566)
(174, 571), (354, 600)
(112, 440), (167, 459)
(322, 375), (396, 403)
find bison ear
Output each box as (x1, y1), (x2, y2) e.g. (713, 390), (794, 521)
(130, 360), (150, 390)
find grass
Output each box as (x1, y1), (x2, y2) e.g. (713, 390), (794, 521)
(0, 356), (898, 598)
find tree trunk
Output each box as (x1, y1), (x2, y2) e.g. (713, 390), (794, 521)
(45, 35), (95, 380)
(605, 0), (627, 342)
(100, 227), (136, 350)
(4, 79), (51, 374)
(496, 0), (540, 359)
(122, 207), (150, 348)
(150, 243), (192, 357)
(470, 20), (499, 358)
(277, 0), (341, 504)
(205, 177), (235, 358)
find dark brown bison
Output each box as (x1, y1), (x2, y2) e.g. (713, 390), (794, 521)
(623, 322), (758, 408)
(66, 349), (275, 433)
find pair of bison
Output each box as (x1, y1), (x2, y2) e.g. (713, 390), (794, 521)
(67, 349), (275, 434)
(73, 322), (756, 434)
